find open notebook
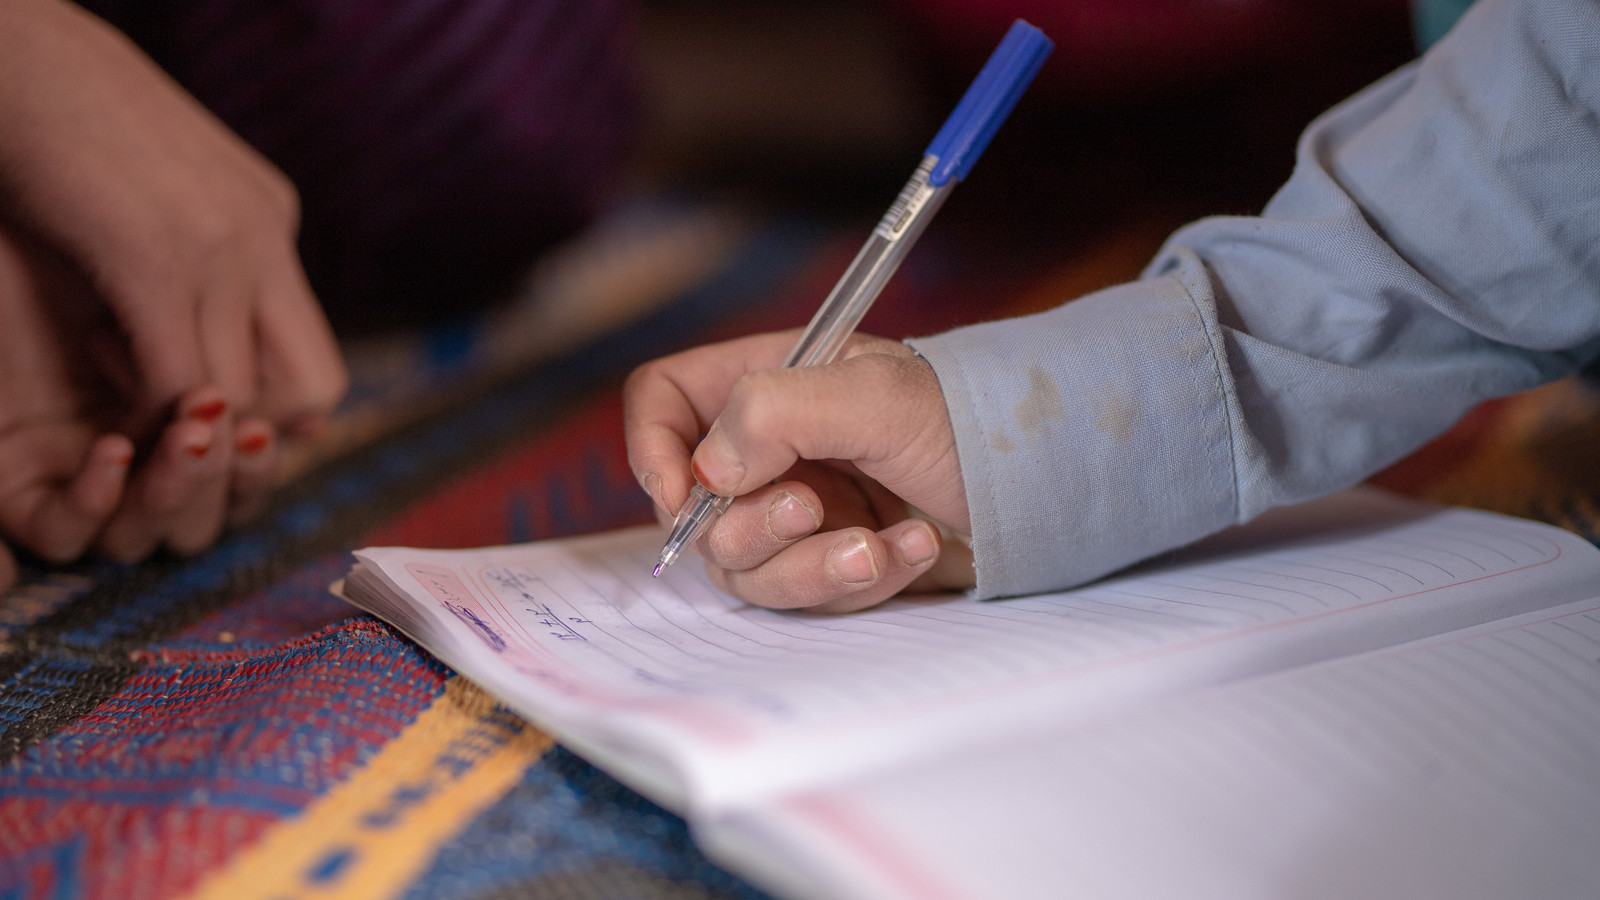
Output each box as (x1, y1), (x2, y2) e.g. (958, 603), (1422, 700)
(340, 489), (1600, 899)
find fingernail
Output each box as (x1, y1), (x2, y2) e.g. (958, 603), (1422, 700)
(237, 433), (270, 455)
(897, 522), (938, 566)
(641, 472), (663, 508)
(767, 492), (819, 542)
(109, 447), (134, 466)
(692, 423), (745, 493)
(827, 534), (877, 586)
(185, 438), (212, 459)
(190, 400), (227, 422)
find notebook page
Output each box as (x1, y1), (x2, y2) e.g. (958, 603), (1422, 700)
(344, 490), (1600, 812)
(721, 597), (1600, 900)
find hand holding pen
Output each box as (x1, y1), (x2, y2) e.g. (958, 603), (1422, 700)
(625, 21), (1052, 608)
(626, 330), (976, 612)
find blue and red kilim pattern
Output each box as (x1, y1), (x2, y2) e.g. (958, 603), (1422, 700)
(4, 620), (445, 899)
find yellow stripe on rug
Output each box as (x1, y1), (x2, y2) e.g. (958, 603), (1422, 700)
(185, 676), (553, 900)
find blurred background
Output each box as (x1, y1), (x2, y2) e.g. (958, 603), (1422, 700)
(628, 0), (1417, 297)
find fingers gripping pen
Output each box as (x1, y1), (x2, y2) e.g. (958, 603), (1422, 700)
(653, 20), (1053, 577)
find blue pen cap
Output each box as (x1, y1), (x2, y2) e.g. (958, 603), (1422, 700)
(924, 20), (1053, 187)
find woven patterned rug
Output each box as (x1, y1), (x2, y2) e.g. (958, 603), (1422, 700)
(3, 190), (1598, 900)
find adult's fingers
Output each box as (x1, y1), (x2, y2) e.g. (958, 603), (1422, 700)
(252, 254), (347, 429)
(96, 389), (230, 561)
(0, 0), (338, 430)
(161, 389), (233, 554)
(226, 417), (277, 527)
(197, 269), (260, 417)
(24, 434), (133, 561)
(0, 426), (132, 564)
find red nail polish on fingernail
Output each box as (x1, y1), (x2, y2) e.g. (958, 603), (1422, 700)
(237, 433), (269, 455)
(185, 441), (212, 459)
(190, 400), (227, 422)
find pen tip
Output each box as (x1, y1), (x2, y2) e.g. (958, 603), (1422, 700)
(652, 563), (664, 578)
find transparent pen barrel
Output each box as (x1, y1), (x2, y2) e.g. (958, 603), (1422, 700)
(659, 483), (735, 566)
(676, 484), (734, 533)
(783, 170), (953, 369)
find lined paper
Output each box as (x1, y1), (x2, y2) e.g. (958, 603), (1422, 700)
(734, 598), (1600, 900)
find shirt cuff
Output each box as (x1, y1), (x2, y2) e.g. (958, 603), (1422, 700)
(907, 250), (1242, 599)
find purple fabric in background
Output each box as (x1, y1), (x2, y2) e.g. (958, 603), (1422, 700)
(82, 0), (638, 333)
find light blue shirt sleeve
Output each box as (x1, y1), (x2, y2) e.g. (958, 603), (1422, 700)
(907, 0), (1600, 600)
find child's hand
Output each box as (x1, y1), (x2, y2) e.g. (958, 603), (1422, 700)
(624, 331), (975, 612)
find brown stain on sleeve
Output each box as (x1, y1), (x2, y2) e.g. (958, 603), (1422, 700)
(1092, 389), (1137, 445)
(1011, 366), (1137, 446)
(1015, 366), (1066, 435)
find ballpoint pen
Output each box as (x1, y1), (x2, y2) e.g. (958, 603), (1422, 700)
(653, 19), (1053, 577)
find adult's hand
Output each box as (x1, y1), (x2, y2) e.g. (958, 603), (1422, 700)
(0, 0), (346, 440)
(0, 224), (270, 592)
(624, 331), (975, 613)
